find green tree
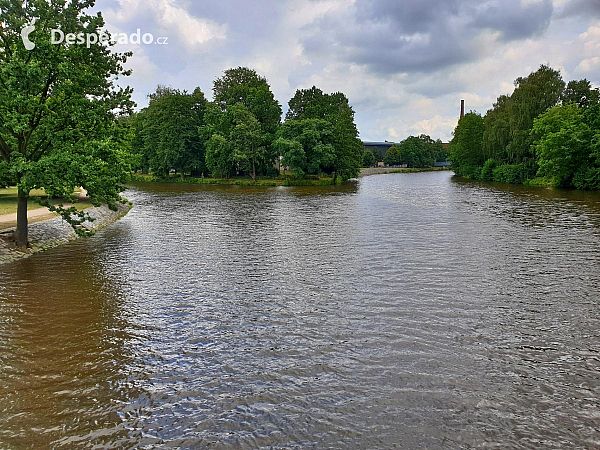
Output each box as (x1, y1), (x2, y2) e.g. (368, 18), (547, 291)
(133, 86), (207, 178)
(507, 64), (565, 165)
(563, 79), (600, 108)
(449, 113), (486, 177)
(286, 87), (363, 182)
(363, 149), (376, 167)
(483, 94), (512, 162)
(275, 118), (335, 177)
(205, 134), (233, 178)
(0, 0), (134, 247)
(383, 145), (402, 166)
(532, 103), (596, 188)
(213, 67), (281, 172)
(230, 105), (264, 181)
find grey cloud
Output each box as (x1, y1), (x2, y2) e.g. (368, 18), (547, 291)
(472, 0), (553, 41)
(300, 0), (554, 77)
(559, 0), (600, 19)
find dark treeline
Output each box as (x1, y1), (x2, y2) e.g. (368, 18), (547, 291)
(382, 135), (448, 168)
(128, 67), (363, 183)
(450, 65), (600, 190)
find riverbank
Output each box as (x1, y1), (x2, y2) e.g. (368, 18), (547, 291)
(359, 167), (452, 177)
(130, 174), (338, 186)
(0, 202), (132, 266)
(130, 167), (452, 186)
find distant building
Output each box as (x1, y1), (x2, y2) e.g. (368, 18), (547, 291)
(362, 141), (396, 161)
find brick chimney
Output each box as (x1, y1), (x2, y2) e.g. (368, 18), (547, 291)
(460, 99), (465, 119)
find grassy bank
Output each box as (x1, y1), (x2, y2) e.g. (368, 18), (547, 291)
(129, 174), (338, 187)
(0, 187), (92, 216)
(359, 167), (452, 177)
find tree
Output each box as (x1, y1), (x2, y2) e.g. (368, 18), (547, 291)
(563, 79), (600, 108)
(0, 0), (134, 247)
(286, 87), (363, 181)
(449, 113), (485, 177)
(274, 118), (335, 177)
(205, 134), (233, 178)
(212, 67), (281, 172)
(133, 86), (207, 178)
(532, 103), (596, 188)
(230, 105), (264, 181)
(363, 150), (376, 167)
(507, 64), (565, 165)
(483, 94), (512, 162)
(384, 145), (402, 166)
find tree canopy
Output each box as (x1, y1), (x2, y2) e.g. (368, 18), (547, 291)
(0, 0), (134, 246)
(449, 64), (600, 189)
(286, 87), (363, 181)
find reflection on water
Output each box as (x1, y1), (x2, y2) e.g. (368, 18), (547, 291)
(1, 172), (599, 448)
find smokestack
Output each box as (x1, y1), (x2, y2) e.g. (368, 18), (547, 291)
(460, 99), (465, 119)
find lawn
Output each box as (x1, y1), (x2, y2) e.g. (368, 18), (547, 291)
(0, 187), (92, 216)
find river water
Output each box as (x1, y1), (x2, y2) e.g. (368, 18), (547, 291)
(0, 171), (599, 448)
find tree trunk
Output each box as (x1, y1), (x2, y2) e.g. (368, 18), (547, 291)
(252, 160), (256, 182)
(15, 190), (28, 248)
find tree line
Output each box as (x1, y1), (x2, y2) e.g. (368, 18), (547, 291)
(449, 65), (600, 190)
(382, 135), (448, 168)
(128, 69), (364, 184)
(0, 0), (363, 247)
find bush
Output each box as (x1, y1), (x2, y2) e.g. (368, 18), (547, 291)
(492, 163), (536, 184)
(573, 167), (600, 190)
(480, 159), (497, 181)
(456, 165), (482, 179)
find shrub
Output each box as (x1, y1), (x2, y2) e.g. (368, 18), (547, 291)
(480, 159), (497, 181)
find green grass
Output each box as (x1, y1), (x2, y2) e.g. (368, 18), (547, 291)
(0, 187), (92, 216)
(129, 173), (337, 187)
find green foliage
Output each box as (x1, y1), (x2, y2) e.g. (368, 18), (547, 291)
(275, 119), (335, 177)
(480, 159), (497, 181)
(506, 64), (565, 164)
(483, 95), (511, 162)
(213, 67), (282, 169)
(572, 167), (600, 190)
(563, 79), (600, 108)
(0, 0), (134, 244)
(132, 86), (207, 178)
(449, 113), (485, 176)
(532, 103), (596, 188)
(286, 87), (362, 181)
(363, 150), (376, 167)
(205, 134), (233, 178)
(383, 145), (402, 166)
(492, 164), (535, 185)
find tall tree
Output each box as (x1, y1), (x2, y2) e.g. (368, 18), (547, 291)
(507, 64), (565, 165)
(212, 67), (281, 172)
(134, 86), (207, 178)
(286, 87), (363, 181)
(274, 118), (335, 177)
(562, 79), (600, 108)
(449, 113), (486, 177)
(483, 94), (512, 163)
(0, 0), (134, 247)
(532, 103), (598, 188)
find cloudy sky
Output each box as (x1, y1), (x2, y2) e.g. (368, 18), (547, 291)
(94, 0), (600, 142)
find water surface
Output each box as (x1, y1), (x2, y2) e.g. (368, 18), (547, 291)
(1, 172), (599, 448)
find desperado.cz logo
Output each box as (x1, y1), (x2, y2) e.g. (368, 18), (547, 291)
(20, 20), (168, 50)
(21, 18), (36, 50)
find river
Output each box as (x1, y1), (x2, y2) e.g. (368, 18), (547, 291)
(1, 171), (599, 448)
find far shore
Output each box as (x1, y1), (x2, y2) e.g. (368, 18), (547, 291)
(358, 167), (452, 177)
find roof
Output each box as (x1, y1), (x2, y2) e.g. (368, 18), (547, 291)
(362, 141), (396, 146)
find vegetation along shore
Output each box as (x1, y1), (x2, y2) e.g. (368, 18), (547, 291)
(448, 65), (600, 190)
